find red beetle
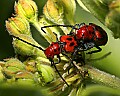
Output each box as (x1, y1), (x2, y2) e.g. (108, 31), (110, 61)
(67, 23), (108, 54)
(75, 23), (108, 46)
(44, 42), (60, 60)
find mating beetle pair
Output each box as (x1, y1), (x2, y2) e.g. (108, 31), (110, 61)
(12, 23), (108, 86)
(41, 23), (108, 64)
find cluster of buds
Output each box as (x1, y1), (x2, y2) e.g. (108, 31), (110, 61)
(5, 0), (58, 87)
(0, 58), (55, 86)
(4, 0), (87, 94)
(6, 0), (38, 56)
(6, 19), (43, 56)
(0, 58), (35, 84)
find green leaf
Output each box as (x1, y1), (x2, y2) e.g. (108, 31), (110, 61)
(77, 0), (120, 39)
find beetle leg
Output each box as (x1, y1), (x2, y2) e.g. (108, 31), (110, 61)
(74, 23), (85, 29)
(87, 52), (111, 61)
(61, 52), (76, 73)
(51, 60), (69, 86)
(54, 55), (61, 64)
(79, 23), (85, 28)
(68, 23), (85, 35)
(87, 46), (102, 54)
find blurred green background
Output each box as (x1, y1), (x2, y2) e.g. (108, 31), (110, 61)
(0, 0), (120, 95)
(0, 0), (15, 60)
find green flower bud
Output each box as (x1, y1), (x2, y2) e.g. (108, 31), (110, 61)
(4, 58), (25, 70)
(6, 16), (31, 35)
(3, 67), (21, 78)
(23, 59), (36, 73)
(11, 33), (46, 57)
(15, 71), (34, 79)
(38, 17), (61, 43)
(2, 58), (25, 78)
(16, 78), (35, 85)
(14, 0), (38, 22)
(61, 0), (76, 24)
(15, 71), (37, 85)
(105, 0), (120, 39)
(12, 34), (37, 56)
(105, 10), (120, 39)
(37, 63), (55, 84)
(43, 0), (64, 24)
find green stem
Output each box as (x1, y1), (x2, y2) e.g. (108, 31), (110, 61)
(31, 21), (53, 43)
(80, 85), (120, 96)
(86, 65), (120, 89)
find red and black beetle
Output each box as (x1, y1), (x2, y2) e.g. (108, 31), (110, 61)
(69, 23), (108, 54)
(41, 23), (108, 54)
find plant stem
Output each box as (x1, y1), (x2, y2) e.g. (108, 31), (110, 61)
(32, 21), (53, 43)
(86, 65), (120, 89)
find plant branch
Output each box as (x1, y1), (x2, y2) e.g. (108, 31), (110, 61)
(85, 65), (120, 89)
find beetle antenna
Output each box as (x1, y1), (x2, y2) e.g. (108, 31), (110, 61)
(12, 35), (45, 51)
(41, 25), (73, 33)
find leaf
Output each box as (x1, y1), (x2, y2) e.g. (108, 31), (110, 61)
(77, 0), (120, 39)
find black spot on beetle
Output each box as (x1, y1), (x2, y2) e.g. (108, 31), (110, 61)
(54, 49), (57, 52)
(69, 42), (74, 46)
(67, 37), (72, 41)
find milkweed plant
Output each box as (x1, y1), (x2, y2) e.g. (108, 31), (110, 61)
(0, 0), (120, 96)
